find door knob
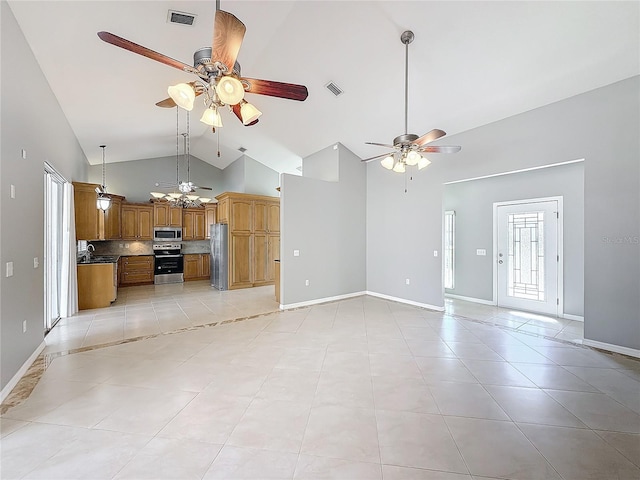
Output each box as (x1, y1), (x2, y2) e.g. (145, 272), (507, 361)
(498, 260), (503, 264)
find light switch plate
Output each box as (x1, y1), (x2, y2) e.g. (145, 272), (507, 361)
(10, 185), (15, 199)
(433, 250), (438, 257)
(6, 262), (14, 277)
(477, 249), (487, 256)
(33, 257), (39, 268)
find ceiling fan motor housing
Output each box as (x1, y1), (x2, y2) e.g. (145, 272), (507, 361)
(394, 133), (419, 147)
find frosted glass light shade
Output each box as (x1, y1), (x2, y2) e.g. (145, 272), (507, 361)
(97, 194), (111, 211)
(240, 102), (262, 125)
(167, 83), (195, 111)
(215, 76), (245, 105)
(393, 162), (406, 173)
(200, 107), (223, 127)
(380, 155), (395, 170)
(199, 197), (211, 203)
(186, 195), (199, 201)
(168, 192), (182, 199)
(417, 156), (432, 170)
(406, 150), (421, 166)
(150, 192), (166, 199)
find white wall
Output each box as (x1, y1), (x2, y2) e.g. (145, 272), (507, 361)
(367, 76), (639, 351)
(280, 144), (366, 306)
(1, 1), (88, 391)
(444, 161), (584, 316)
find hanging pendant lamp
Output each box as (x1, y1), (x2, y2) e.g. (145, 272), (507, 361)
(96, 145), (111, 211)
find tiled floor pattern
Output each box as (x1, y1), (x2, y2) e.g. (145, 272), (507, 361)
(1, 282), (639, 479)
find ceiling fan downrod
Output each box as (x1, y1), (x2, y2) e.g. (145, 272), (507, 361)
(401, 30), (414, 136)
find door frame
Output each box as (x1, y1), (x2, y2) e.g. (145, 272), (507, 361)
(492, 196), (564, 317)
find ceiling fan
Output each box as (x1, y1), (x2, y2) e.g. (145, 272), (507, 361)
(362, 30), (461, 173)
(98, 6), (308, 130)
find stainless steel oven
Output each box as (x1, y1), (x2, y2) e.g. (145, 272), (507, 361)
(153, 243), (183, 284)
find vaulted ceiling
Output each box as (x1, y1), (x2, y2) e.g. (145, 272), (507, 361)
(8, 1), (639, 175)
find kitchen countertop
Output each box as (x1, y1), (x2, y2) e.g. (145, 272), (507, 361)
(77, 255), (120, 265)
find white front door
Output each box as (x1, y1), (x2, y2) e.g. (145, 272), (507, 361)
(496, 199), (560, 316)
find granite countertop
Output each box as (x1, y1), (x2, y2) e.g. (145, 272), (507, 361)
(77, 255), (120, 265)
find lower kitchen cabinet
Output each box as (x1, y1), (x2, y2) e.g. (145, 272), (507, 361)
(183, 253), (210, 281)
(77, 263), (117, 310)
(119, 255), (154, 286)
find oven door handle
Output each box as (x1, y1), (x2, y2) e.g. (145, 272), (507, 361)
(155, 254), (183, 258)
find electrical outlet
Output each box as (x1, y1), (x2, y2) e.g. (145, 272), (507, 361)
(22, 320), (27, 333)
(293, 250), (300, 257)
(10, 185), (16, 199)
(405, 278), (410, 285)
(119, 243), (124, 248)
(305, 279), (310, 286)
(6, 262), (13, 277)
(125, 243), (130, 249)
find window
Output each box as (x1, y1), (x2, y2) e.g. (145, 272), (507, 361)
(444, 210), (455, 289)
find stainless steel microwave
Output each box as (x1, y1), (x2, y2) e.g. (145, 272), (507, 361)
(153, 227), (182, 242)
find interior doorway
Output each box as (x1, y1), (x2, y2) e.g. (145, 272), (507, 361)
(494, 197), (562, 316)
(44, 163), (65, 332)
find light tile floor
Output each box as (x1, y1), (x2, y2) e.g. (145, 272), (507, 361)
(1, 282), (639, 479)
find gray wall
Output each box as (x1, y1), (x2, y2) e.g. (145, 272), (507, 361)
(221, 157), (245, 194)
(1, 1), (88, 391)
(221, 155), (280, 196)
(88, 155), (225, 203)
(280, 143), (366, 305)
(444, 162), (585, 316)
(367, 76), (639, 350)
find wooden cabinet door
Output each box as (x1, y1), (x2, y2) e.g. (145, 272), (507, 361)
(267, 234), (280, 282)
(253, 233), (268, 284)
(194, 210), (206, 240)
(253, 201), (268, 233)
(205, 204), (217, 239)
(230, 200), (252, 233)
(202, 254), (210, 278)
(182, 210), (194, 240)
(230, 233), (252, 288)
(217, 197), (229, 224)
(267, 202), (280, 233)
(137, 207), (153, 240)
(121, 206), (138, 239)
(73, 182), (100, 240)
(183, 254), (200, 280)
(105, 197), (122, 239)
(154, 203), (169, 226)
(169, 207), (183, 227)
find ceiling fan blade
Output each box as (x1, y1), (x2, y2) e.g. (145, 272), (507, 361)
(413, 129), (447, 147)
(97, 31), (202, 77)
(360, 152), (395, 163)
(231, 103), (259, 126)
(155, 82), (203, 108)
(365, 142), (397, 149)
(420, 145), (462, 154)
(242, 77), (308, 101)
(212, 10), (246, 73)
(194, 186), (213, 191)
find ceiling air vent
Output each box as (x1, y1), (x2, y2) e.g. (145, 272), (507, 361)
(325, 82), (343, 97)
(167, 10), (197, 26)
(238, 147), (247, 153)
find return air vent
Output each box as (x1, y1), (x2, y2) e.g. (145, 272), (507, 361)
(238, 147), (247, 153)
(167, 10), (197, 26)
(325, 82), (344, 97)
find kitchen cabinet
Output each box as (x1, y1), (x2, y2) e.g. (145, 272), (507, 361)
(77, 262), (117, 309)
(121, 204), (153, 240)
(183, 253), (210, 281)
(204, 204), (217, 239)
(119, 255), (154, 285)
(153, 202), (182, 227)
(215, 192), (280, 290)
(73, 182), (123, 241)
(183, 208), (205, 240)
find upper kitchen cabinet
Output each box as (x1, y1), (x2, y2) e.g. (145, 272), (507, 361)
(121, 203), (153, 240)
(205, 204), (217, 239)
(153, 202), (182, 227)
(183, 208), (205, 240)
(73, 181), (123, 241)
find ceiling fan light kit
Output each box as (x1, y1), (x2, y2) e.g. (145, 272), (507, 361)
(363, 30), (461, 173)
(98, 8), (308, 133)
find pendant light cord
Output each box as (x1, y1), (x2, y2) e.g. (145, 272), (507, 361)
(100, 145), (106, 189)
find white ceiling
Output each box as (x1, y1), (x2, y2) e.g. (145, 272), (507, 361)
(8, 1), (639, 175)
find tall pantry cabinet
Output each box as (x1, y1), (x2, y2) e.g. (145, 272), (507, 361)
(215, 192), (280, 290)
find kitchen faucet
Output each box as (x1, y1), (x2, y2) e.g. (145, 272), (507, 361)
(85, 243), (95, 262)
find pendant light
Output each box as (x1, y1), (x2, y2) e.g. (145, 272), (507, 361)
(96, 145), (111, 211)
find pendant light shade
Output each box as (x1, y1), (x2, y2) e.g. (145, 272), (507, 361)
(215, 76), (245, 105)
(392, 161), (406, 173)
(380, 155), (395, 170)
(240, 101), (262, 125)
(200, 106), (223, 127)
(405, 150), (421, 166)
(417, 156), (432, 170)
(97, 145), (111, 211)
(168, 83), (195, 111)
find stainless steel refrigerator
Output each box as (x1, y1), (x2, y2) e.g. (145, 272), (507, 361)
(210, 223), (229, 290)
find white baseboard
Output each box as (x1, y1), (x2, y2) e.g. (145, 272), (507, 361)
(561, 313), (584, 322)
(1, 340), (46, 403)
(583, 339), (640, 359)
(445, 293), (495, 306)
(366, 291), (445, 312)
(281, 291), (366, 310)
